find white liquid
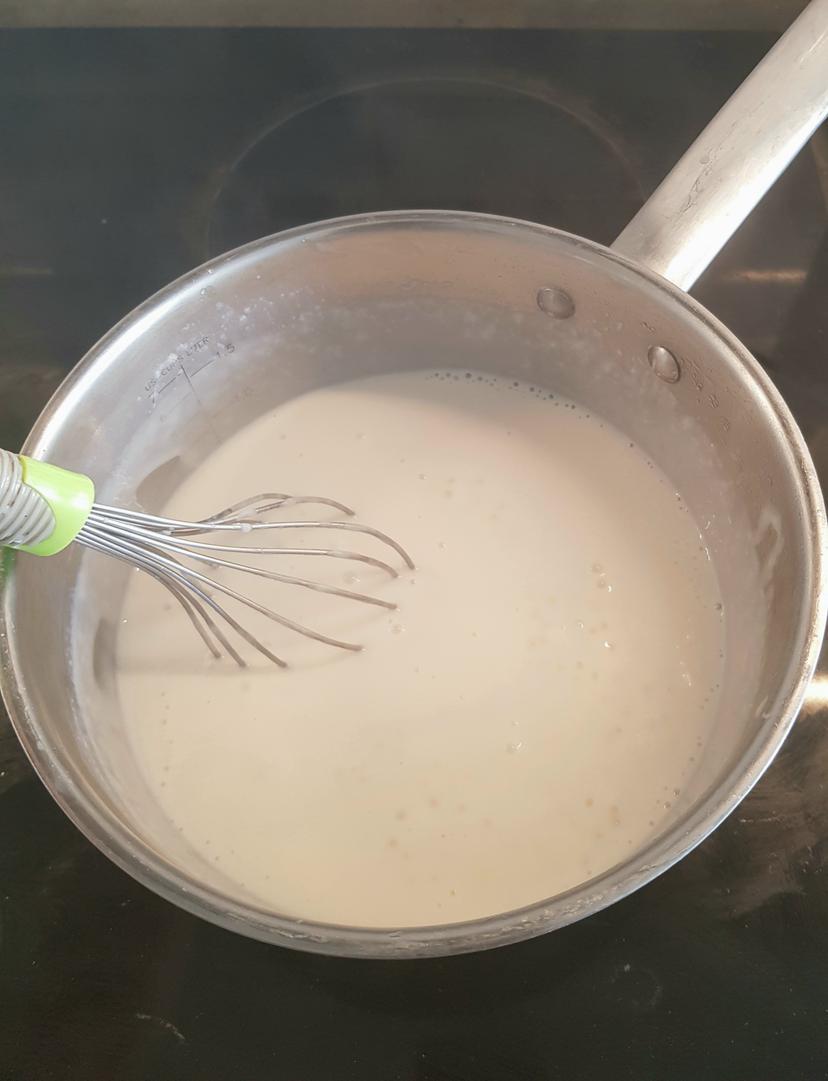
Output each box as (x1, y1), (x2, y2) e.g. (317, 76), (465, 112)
(115, 371), (724, 927)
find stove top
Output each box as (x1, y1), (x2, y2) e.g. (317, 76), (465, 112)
(1, 25), (827, 1081)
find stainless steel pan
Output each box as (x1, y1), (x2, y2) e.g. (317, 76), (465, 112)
(2, 0), (828, 957)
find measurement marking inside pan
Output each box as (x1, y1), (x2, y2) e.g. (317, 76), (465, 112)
(146, 337), (236, 406)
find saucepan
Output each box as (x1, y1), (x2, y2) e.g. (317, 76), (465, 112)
(1, 1), (827, 957)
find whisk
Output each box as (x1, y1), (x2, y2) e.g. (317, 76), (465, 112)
(0, 448), (414, 667)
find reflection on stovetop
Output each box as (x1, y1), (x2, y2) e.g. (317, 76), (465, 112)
(1, 26), (828, 1081)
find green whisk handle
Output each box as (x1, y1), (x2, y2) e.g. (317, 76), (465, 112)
(0, 449), (94, 556)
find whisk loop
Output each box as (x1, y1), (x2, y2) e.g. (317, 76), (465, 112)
(0, 447), (414, 669)
(79, 493), (415, 668)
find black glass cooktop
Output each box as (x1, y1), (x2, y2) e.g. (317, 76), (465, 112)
(1, 26), (827, 1081)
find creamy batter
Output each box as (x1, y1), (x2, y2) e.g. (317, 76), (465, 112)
(115, 370), (724, 927)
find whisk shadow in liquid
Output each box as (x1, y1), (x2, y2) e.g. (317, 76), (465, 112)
(78, 493), (414, 668)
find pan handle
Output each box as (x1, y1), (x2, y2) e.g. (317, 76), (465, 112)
(612, 0), (828, 292)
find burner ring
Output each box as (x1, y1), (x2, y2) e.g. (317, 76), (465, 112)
(206, 75), (645, 257)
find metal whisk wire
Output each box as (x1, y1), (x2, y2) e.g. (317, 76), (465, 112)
(77, 493), (415, 668)
(0, 451), (414, 666)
